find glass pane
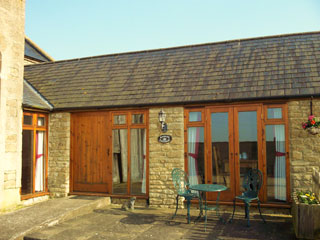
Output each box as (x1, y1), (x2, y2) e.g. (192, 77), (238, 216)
(266, 125), (286, 202)
(189, 112), (202, 122)
(238, 111), (258, 188)
(211, 112), (230, 187)
(267, 108), (282, 119)
(114, 115), (126, 125)
(130, 128), (146, 195)
(112, 129), (128, 194)
(132, 114), (144, 124)
(21, 130), (34, 194)
(187, 127), (205, 186)
(35, 131), (46, 192)
(37, 117), (45, 126)
(24, 115), (33, 125)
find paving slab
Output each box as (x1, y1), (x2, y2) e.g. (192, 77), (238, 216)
(0, 196), (110, 240)
(23, 205), (295, 240)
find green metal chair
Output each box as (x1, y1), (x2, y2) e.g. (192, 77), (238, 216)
(229, 168), (266, 227)
(171, 168), (198, 223)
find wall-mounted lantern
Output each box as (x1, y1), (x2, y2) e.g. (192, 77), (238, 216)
(158, 109), (168, 132)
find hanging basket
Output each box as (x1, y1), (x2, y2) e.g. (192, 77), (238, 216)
(307, 127), (320, 135)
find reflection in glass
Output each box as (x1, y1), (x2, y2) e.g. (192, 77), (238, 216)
(37, 117), (45, 126)
(267, 108), (282, 119)
(266, 125), (286, 202)
(188, 127), (205, 187)
(24, 115), (33, 125)
(35, 131), (46, 192)
(132, 114), (144, 124)
(21, 130), (34, 194)
(130, 129), (146, 195)
(238, 111), (258, 185)
(114, 115), (126, 125)
(112, 129), (128, 194)
(189, 112), (202, 122)
(211, 112), (230, 187)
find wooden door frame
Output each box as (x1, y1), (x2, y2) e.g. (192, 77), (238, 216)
(185, 102), (290, 203)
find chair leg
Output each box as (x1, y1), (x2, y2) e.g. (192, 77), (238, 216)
(257, 200), (266, 224)
(229, 198), (236, 223)
(245, 203), (250, 227)
(172, 195), (179, 219)
(186, 199), (191, 224)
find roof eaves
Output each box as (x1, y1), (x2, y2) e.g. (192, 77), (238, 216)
(25, 36), (54, 62)
(23, 79), (54, 110)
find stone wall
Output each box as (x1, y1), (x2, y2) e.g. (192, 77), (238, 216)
(148, 107), (185, 208)
(313, 168), (320, 200)
(0, 0), (25, 210)
(48, 113), (71, 197)
(288, 99), (320, 193)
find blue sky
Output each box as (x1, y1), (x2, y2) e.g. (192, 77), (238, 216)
(26, 0), (320, 60)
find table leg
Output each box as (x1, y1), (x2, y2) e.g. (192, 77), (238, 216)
(215, 191), (224, 223)
(204, 192), (207, 232)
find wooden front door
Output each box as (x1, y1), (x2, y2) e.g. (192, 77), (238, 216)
(71, 112), (112, 193)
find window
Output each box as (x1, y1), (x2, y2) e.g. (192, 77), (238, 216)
(112, 111), (148, 196)
(21, 112), (48, 198)
(264, 104), (288, 202)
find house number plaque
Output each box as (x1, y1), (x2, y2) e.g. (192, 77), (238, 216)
(158, 135), (172, 143)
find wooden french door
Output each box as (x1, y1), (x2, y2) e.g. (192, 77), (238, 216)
(206, 104), (263, 201)
(71, 112), (112, 193)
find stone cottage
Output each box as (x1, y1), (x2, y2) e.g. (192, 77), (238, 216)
(22, 31), (320, 208)
(1, 0), (320, 211)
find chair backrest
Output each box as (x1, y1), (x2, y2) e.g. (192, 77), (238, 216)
(171, 168), (190, 195)
(242, 168), (263, 198)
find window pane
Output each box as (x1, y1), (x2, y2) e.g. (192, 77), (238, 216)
(114, 115), (126, 125)
(238, 111), (258, 188)
(37, 117), (45, 126)
(189, 112), (202, 122)
(267, 108), (282, 119)
(112, 129), (128, 194)
(21, 130), (34, 195)
(188, 127), (205, 187)
(266, 125), (286, 202)
(132, 114), (144, 124)
(211, 112), (230, 187)
(24, 115), (33, 125)
(35, 131), (46, 192)
(130, 128), (146, 195)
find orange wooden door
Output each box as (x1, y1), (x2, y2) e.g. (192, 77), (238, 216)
(71, 112), (112, 193)
(206, 106), (235, 201)
(233, 105), (263, 199)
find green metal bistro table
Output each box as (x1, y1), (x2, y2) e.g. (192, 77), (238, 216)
(189, 184), (227, 232)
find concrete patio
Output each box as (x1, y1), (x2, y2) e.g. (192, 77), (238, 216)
(0, 196), (295, 240)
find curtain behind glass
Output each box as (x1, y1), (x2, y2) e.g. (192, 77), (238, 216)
(188, 127), (205, 188)
(130, 129), (146, 195)
(35, 131), (45, 192)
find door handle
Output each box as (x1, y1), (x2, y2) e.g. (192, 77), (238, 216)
(107, 149), (110, 156)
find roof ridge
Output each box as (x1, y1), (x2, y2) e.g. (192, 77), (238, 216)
(24, 30), (320, 67)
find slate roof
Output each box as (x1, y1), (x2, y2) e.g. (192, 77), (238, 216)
(24, 32), (320, 110)
(25, 36), (54, 63)
(23, 80), (53, 110)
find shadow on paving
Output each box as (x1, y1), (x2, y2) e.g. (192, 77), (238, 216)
(23, 206), (295, 240)
(94, 207), (295, 240)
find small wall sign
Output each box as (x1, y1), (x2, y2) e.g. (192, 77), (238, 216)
(158, 135), (172, 143)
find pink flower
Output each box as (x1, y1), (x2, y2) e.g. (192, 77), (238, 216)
(308, 115), (315, 121)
